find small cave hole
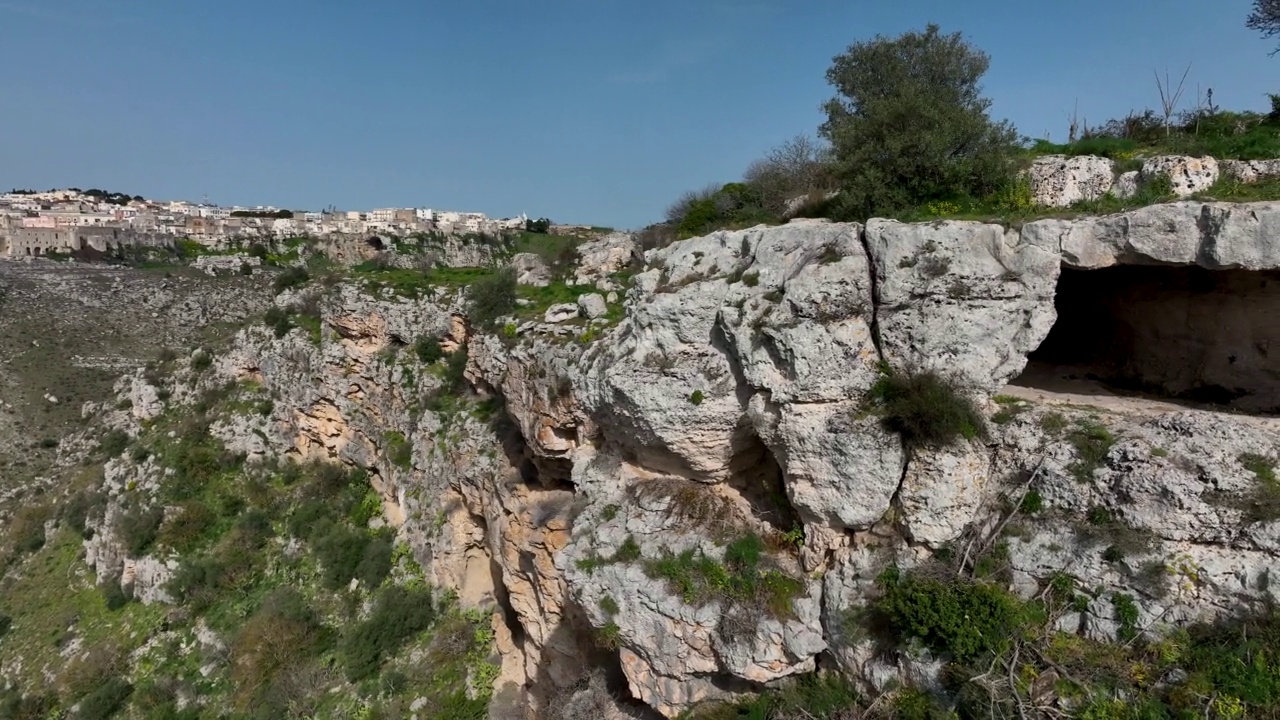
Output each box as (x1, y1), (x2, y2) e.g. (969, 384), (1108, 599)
(727, 433), (798, 532)
(1012, 265), (1280, 413)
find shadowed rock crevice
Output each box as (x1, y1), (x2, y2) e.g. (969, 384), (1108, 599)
(1017, 265), (1280, 413)
(725, 432), (798, 533)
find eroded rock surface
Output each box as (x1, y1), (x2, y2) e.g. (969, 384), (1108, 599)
(70, 201), (1280, 718)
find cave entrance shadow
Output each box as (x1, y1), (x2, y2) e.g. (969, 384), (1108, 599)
(1009, 264), (1280, 415)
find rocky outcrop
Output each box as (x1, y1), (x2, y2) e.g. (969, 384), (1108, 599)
(1141, 156), (1220, 197)
(1021, 200), (1280, 269)
(1222, 158), (1280, 184)
(81, 201), (1280, 718)
(574, 232), (637, 287)
(1028, 155), (1115, 207)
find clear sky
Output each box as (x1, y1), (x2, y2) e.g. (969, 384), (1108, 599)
(0, 0), (1272, 228)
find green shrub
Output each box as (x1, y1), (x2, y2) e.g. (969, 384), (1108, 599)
(315, 525), (370, 589)
(466, 267), (517, 330)
(383, 431), (413, 470)
(157, 501), (216, 552)
(414, 336), (444, 364)
(0, 614), (11, 638)
(116, 504), (165, 557)
(866, 368), (987, 448)
(98, 429), (129, 458)
(264, 306), (292, 338)
(1113, 592), (1140, 641)
(1240, 453), (1277, 484)
(355, 535), (394, 588)
(74, 678), (132, 719)
(63, 490), (106, 539)
(644, 533), (804, 621)
(342, 585), (436, 681)
(191, 350), (213, 372)
(101, 577), (131, 611)
(1240, 452), (1280, 521)
(1019, 489), (1044, 515)
(689, 390), (705, 405)
(875, 567), (1021, 662)
(272, 267), (309, 293)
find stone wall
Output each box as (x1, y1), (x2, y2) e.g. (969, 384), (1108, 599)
(3, 226), (171, 258)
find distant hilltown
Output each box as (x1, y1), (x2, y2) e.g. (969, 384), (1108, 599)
(0, 187), (532, 258)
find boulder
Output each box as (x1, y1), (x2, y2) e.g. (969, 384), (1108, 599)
(1028, 155), (1115, 207)
(1113, 170), (1140, 199)
(511, 252), (552, 287)
(1141, 155), (1219, 197)
(865, 219), (1061, 390)
(1221, 159), (1280, 184)
(899, 440), (991, 545)
(577, 293), (608, 319)
(544, 303), (579, 323)
(575, 232), (637, 284)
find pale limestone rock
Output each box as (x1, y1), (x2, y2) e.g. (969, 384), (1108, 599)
(512, 252), (552, 287)
(192, 254), (260, 276)
(1027, 154), (1115, 207)
(899, 440), (991, 546)
(560, 470), (825, 718)
(1141, 155), (1219, 197)
(865, 219), (1061, 390)
(1019, 201), (1280, 270)
(544, 303), (579, 323)
(751, 398), (903, 530)
(575, 232), (637, 284)
(1221, 159), (1280, 184)
(1113, 170), (1140, 199)
(128, 374), (164, 420)
(577, 293), (608, 319)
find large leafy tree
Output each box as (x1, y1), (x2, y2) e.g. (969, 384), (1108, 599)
(820, 24), (1018, 220)
(1249, 0), (1280, 54)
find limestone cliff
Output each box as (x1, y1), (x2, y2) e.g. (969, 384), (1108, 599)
(80, 201), (1280, 718)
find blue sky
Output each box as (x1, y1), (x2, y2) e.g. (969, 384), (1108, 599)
(0, 0), (1272, 228)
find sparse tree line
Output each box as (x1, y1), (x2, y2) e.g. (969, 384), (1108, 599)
(656, 7), (1280, 241)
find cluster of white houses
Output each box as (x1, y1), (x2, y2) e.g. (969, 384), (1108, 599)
(0, 189), (527, 258)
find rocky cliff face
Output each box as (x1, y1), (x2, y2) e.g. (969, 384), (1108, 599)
(80, 202), (1280, 718)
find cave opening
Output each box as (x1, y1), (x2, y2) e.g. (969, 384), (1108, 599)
(727, 433), (797, 533)
(1013, 265), (1280, 413)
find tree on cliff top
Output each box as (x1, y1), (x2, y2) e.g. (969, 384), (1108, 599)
(821, 24), (1019, 220)
(1249, 0), (1280, 54)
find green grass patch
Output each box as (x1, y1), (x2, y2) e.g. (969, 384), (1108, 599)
(643, 533), (804, 621)
(1066, 420), (1116, 482)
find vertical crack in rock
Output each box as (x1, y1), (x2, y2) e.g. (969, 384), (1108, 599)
(856, 224), (888, 362)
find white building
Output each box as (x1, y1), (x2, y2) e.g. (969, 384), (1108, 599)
(415, 208), (435, 223)
(369, 208), (396, 224)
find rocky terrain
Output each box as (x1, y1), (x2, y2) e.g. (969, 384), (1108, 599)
(4, 202), (1280, 718)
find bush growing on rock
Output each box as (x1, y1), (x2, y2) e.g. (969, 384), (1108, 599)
(98, 429), (129, 458)
(341, 585), (436, 681)
(116, 504), (165, 557)
(466, 267), (517, 330)
(272, 266), (309, 294)
(414, 335), (443, 364)
(865, 367), (987, 448)
(873, 567), (1022, 662)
